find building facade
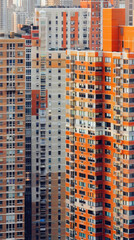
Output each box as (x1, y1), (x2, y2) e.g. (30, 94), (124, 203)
(20, 24), (67, 240)
(21, 0), (40, 16)
(39, 51), (66, 240)
(80, 0), (109, 50)
(0, 0), (8, 33)
(110, 0), (134, 26)
(35, 7), (91, 50)
(45, 0), (60, 6)
(13, 11), (28, 33)
(125, 0), (134, 26)
(66, 7), (134, 240)
(0, 35), (25, 240)
(60, 0), (73, 6)
(2, 3), (134, 240)
(7, 0), (13, 7)
(45, 0), (80, 6)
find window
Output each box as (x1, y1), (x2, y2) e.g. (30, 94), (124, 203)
(18, 43), (23, 48)
(105, 203), (111, 208)
(105, 194), (111, 199)
(105, 57), (111, 63)
(18, 59), (23, 64)
(105, 176), (111, 182)
(18, 51), (23, 56)
(105, 220), (111, 226)
(105, 67), (111, 72)
(105, 95), (111, 100)
(105, 185), (111, 190)
(105, 85), (111, 91)
(79, 232), (86, 238)
(105, 211), (111, 217)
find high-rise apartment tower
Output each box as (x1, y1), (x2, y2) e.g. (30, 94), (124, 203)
(0, 34), (26, 240)
(0, 0), (8, 33)
(66, 7), (134, 240)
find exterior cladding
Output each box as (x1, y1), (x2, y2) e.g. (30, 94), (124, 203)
(125, 0), (134, 26)
(23, 20), (66, 240)
(66, 8), (134, 240)
(46, 0), (80, 6)
(30, 27), (47, 240)
(35, 7), (91, 50)
(0, 38), (25, 239)
(32, 90), (41, 116)
(62, 11), (79, 49)
(66, 50), (103, 240)
(22, 26), (41, 240)
(22, 21), (66, 240)
(71, 12), (79, 47)
(63, 12), (67, 49)
(23, 26), (47, 240)
(45, 51), (66, 240)
(103, 8), (125, 52)
(80, 0), (109, 50)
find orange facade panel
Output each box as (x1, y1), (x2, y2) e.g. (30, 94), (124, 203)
(66, 47), (134, 239)
(103, 8), (125, 52)
(119, 26), (134, 52)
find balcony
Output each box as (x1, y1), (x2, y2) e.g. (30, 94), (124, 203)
(40, 177), (46, 181)
(116, 203), (120, 207)
(41, 200), (46, 204)
(115, 90), (121, 96)
(115, 119), (121, 125)
(114, 109), (120, 115)
(70, 138), (75, 144)
(40, 190), (46, 196)
(115, 64), (121, 68)
(7, 85), (16, 91)
(70, 164), (75, 171)
(116, 79), (121, 85)
(116, 194), (120, 199)
(70, 190), (75, 196)
(70, 181), (75, 187)
(40, 184), (46, 189)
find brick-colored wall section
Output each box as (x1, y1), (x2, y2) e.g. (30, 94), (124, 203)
(81, 0), (109, 50)
(66, 24), (134, 238)
(0, 38), (25, 240)
(46, 172), (66, 240)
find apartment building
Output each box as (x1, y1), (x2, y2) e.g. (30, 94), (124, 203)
(7, 0), (13, 6)
(20, 23), (67, 240)
(29, 26), (47, 240)
(21, 25), (39, 240)
(80, 0), (109, 50)
(23, 7), (90, 239)
(0, 35), (25, 239)
(46, 0), (80, 6)
(21, 0), (38, 16)
(30, 40), (66, 240)
(66, 7), (134, 240)
(45, 0), (60, 6)
(42, 51), (66, 240)
(35, 7), (91, 50)
(66, 49), (104, 240)
(110, 0), (125, 8)
(19, 24), (46, 240)
(110, 0), (134, 26)
(60, 0), (73, 6)
(21, 8), (91, 239)
(0, 0), (8, 33)
(125, 0), (134, 25)
(13, 11), (28, 33)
